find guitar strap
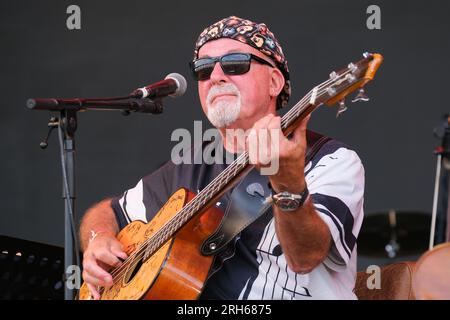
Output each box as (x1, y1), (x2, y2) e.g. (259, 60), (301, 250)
(201, 130), (331, 257)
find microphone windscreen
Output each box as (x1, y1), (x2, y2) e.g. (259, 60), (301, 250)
(165, 73), (187, 97)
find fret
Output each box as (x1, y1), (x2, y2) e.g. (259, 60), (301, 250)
(233, 159), (239, 177)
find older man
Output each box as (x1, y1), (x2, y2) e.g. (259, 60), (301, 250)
(79, 16), (364, 300)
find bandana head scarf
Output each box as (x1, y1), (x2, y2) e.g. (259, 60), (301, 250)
(193, 16), (291, 109)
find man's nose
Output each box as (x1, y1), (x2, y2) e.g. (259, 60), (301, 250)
(209, 61), (228, 84)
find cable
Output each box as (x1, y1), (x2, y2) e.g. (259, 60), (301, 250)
(57, 123), (81, 296)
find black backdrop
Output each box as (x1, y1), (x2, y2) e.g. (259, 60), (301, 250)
(0, 0), (449, 251)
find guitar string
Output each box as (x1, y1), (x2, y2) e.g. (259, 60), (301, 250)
(98, 66), (360, 295)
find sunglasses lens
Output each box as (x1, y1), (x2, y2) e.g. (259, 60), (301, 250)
(221, 53), (251, 75)
(193, 59), (215, 80)
(192, 53), (252, 80)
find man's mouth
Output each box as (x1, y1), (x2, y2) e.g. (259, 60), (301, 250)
(211, 93), (236, 104)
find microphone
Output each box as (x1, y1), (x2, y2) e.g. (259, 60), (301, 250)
(131, 73), (187, 99)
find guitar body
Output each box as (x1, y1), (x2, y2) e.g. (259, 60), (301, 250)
(78, 188), (224, 300)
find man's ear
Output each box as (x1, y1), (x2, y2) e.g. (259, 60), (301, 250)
(269, 68), (285, 99)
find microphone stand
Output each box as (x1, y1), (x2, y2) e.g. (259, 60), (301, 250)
(27, 97), (164, 114)
(60, 109), (77, 301)
(28, 97), (163, 300)
(430, 114), (450, 249)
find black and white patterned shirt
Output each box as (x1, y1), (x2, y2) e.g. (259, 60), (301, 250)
(111, 135), (364, 300)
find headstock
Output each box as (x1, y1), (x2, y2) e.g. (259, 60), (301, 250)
(280, 52), (384, 136)
(318, 52), (383, 117)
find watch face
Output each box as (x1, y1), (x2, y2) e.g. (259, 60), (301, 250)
(277, 198), (300, 211)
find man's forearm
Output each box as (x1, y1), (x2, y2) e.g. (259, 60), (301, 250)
(273, 198), (331, 274)
(79, 198), (120, 252)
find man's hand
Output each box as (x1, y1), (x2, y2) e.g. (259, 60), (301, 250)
(247, 113), (310, 192)
(246, 113), (330, 273)
(82, 233), (128, 300)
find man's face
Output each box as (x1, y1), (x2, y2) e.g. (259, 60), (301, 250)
(197, 38), (280, 131)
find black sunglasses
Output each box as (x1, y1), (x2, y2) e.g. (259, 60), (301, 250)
(190, 52), (275, 81)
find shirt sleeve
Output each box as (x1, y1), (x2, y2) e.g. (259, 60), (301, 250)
(111, 161), (176, 231)
(305, 146), (365, 272)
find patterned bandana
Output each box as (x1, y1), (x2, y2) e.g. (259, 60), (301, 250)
(193, 16), (291, 109)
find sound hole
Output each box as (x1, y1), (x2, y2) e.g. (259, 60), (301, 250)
(123, 257), (143, 285)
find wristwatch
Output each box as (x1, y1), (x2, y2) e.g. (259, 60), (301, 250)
(271, 187), (309, 212)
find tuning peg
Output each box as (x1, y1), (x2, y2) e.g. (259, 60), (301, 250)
(336, 99), (347, 118)
(351, 88), (370, 103)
